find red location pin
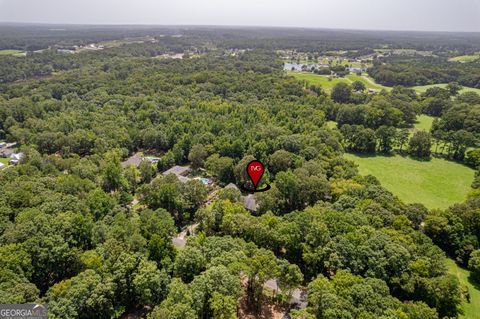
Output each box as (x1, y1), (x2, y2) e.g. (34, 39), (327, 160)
(246, 160), (265, 189)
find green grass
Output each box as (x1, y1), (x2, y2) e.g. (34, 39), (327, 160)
(412, 84), (480, 95)
(413, 115), (434, 132)
(0, 49), (26, 57)
(288, 72), (389, 92)
(446, 259), (480, 319)
(449, 55), (480, 62)
(0, 158), (10, 165)
(344, 153), (475, 210)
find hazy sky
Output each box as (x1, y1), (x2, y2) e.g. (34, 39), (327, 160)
(1, 0), (479, 32)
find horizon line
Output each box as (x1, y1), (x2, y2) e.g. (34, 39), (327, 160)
(1, 21), (479, 34)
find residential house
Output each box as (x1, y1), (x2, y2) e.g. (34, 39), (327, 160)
(162, 165), (192, 183)
(121, 152), (143, 168)
(9, 152), (24, 165)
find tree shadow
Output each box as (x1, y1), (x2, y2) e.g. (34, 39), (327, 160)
(345, 152), (395, 159)
(346, 152), (431, 162)
(467, 273), (480, 291)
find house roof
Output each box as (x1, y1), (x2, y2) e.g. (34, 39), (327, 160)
(244, 194), (258, 212)
(162, 165), (191, 177)
(121, 152), (143, 168)
(0, 148), (14, 157)
(177, 175), (191, 183)
(11, 152), (24, 160)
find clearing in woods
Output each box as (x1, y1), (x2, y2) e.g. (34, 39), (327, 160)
(288, 72), (389, 91)
(344, 153), (475, 210)
(0, 49), (26, 57)
(413, 114), (434, 132)
(413, 83), (480, 95)
(446, 259), (480, 319)
(448, 55), (480, 62)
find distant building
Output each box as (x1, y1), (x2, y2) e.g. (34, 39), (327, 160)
(57, 49), (75, 54)
(0, 142), (16, 158)
(0, 148), (14, 158)
(348, 67), (367, 74)
(9, 152), (24, 165)
(0, 162), (5, 170)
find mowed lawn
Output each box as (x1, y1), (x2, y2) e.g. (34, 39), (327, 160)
(413, 83), (480, 95)
(446, 259), (480, 319)
(413, 114), (434, 132)
(344, 153), (475, 209)
(448, 55), (480, 62)
(0, 49), (26, 57)
(288, 72), (389, 91)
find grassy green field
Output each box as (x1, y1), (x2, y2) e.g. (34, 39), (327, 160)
(0, 158), (9, 165)
(288, 71), (480, 96)
(0, 49), (26, 57)
(449, 55), (480, 62)
(344, 153), (474, 210)
(446, 259), (480, 319)
(412, 83), (480, 95)
(288, 72), (389, 91)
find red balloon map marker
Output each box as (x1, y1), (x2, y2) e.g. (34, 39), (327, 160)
(247, 160), (265, 189)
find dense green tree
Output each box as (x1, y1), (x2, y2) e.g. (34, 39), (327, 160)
(409, 131), (432, 159)
(351, 80), (366, 92)
(331, 82), (352, 103)
(188, 144), (208, 169)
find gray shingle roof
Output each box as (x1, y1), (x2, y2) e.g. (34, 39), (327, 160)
(162, 166), (191, 176)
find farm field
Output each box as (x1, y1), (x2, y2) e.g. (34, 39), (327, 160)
(413, 83), (480, 95)
(0, 49), (26, 57)
(446, 259), (480, 319)
(344, 153), (475, 209)
(288, 72), (389, 91)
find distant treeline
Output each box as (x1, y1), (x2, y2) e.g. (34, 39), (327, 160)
(369, 57), (480, 87)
